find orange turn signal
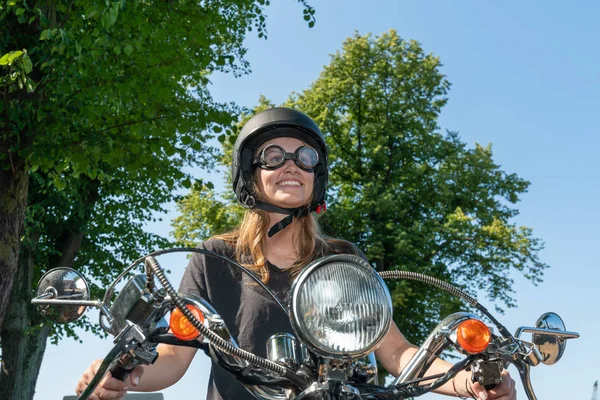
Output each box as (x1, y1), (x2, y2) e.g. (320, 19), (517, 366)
(169, 305), (204, 341)
(456, 319), (491, 354)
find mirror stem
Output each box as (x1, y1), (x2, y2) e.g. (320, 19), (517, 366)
(31, 298), (103, 307)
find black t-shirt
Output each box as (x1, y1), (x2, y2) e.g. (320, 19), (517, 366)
(178, 238), (359, 400)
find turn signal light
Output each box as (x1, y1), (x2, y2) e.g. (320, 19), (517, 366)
(456, 319), (491, 354)
(169, 305), (204, 341)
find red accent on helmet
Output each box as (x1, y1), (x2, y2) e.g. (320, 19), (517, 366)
(316, 202), (327, 214)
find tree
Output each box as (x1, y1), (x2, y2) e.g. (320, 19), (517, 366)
(293, 30), (547, 344)
(0, 1), (315, 398)
(173, 31), (548, 350)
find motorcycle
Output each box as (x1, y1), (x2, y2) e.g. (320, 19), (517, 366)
(31, 248), (579, 400)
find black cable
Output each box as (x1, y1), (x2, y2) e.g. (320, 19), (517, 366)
(105, 247), (288, 315)
(151, 333), (210, 352)
(144, 256), (308, 391)
(393, 356), (474, 397)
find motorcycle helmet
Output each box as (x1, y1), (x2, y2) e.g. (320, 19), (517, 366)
(232, 107), (328, 237)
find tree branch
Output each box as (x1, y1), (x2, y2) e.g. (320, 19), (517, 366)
(327, 123), (355, 160)
(98, 115), (166, 134)
(355, 81), (363, 175)
(49, 178), (100, 268)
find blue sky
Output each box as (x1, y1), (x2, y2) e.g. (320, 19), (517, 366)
(36, 1), (599, 399)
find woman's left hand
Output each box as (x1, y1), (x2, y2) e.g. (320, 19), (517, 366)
(470, 370), (516, 400)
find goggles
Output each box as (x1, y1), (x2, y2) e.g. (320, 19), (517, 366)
(253, 144), (319, 172)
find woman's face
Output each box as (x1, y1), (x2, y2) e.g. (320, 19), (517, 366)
(255, 137), (314, 209)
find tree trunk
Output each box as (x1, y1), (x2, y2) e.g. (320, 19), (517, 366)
(0, 235), (49, 400)
(0, 166), (29, 333)
(0, 176), (99, 399)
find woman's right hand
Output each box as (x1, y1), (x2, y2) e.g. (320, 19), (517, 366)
(75, 360), (145, 400)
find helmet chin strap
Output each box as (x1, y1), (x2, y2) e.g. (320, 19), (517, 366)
(267, 215), (295, 238)
(253, 200), (313, 238)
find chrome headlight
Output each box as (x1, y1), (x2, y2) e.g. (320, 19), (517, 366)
(290, 254), (392, 358)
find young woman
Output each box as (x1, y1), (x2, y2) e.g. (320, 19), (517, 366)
(76, 108), (516, 400)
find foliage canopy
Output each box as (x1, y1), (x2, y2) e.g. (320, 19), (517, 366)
(172, 31), (548, 346)
(0, 0), (315, 398)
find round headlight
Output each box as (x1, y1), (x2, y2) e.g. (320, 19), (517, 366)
(290, 254), (392, 358)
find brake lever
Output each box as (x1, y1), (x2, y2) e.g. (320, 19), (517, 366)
(513, 359), (536, 400)
(392, 356), (474, 398)
(78, 344), (126, 400)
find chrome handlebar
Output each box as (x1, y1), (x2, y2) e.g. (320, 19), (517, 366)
(31, 255), (579, 400)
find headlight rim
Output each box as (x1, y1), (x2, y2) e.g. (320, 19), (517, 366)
(289, 254), (393, 359)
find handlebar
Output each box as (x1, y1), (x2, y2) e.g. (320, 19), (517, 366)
(32, 251), (578, 400)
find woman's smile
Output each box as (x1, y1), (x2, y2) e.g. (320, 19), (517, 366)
(256, 137), (314, 208)
(277, 179), (303, 187)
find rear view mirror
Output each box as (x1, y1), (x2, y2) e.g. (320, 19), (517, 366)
(34, 268), (90, 323)
(532, 312), (567, 365)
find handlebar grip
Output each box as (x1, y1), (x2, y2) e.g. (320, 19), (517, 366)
(109, 362), (134, 382)
(472, 376), (499, 391)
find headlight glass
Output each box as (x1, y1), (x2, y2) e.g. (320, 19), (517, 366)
(290, 255), (392, 357)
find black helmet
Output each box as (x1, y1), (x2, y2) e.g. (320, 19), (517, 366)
(232, 107), (328, 236)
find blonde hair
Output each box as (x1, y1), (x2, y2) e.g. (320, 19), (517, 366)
(215, 209), (344, 283)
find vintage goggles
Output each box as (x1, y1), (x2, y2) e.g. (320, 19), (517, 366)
(253, 144), (319, 172)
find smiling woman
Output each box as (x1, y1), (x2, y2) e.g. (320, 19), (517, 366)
(255, 137), (315, 209)
(74, 107), (363, 400)
(74, 107), (516, 400)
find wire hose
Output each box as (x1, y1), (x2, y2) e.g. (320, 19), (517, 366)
(395, 356), (474, 397)
(378, 270), (513, 339)
(106, 247), (287, 314)
(143, 256), (305, 384)
(378, 271), (479, 306)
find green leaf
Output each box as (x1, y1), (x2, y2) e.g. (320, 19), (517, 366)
(21, 54), (33, 73)
(101, 3), (119, 29)
(0, 50), (23, 66)
(191, 141), (202, 151)
(25, 78), (36, 93)
(15, 7), (25, 15)
(123, 45), (133, 56)
(53, 177), (66, 191)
